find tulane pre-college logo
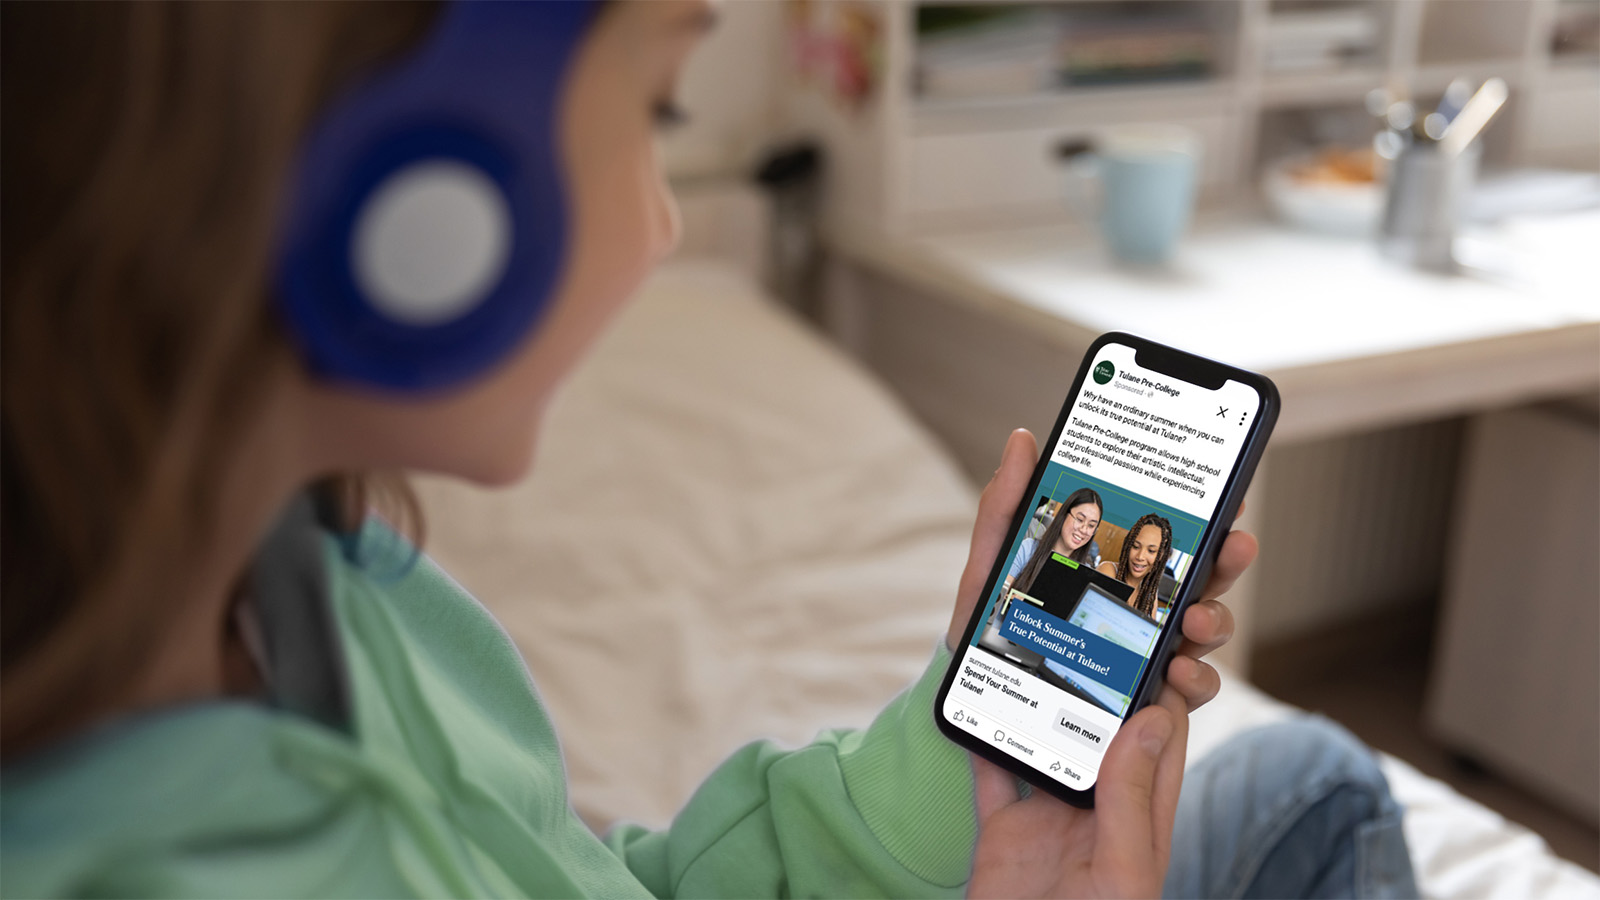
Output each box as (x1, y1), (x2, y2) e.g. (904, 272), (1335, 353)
(1092, 360), (1115, 384)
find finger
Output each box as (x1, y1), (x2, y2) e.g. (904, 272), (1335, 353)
(949, 430), (1038, 647)
(965, 430), (1038, 588)
(1147, 686), (1189, 872)
(1169, 530), (1255, 663)
(1166, 653), (1222, 712)
(1091, 703), (1175, 884)
(1196, 530), (1258, 605)
(1176, 599), (1236, 659)
(970, 754), (1021, 821)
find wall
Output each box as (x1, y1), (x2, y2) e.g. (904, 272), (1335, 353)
(661, 1), (787, 180)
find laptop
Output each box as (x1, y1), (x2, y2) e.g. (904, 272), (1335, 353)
(1041, 585), (1163, 714)
(1025, 553), (1133, 620)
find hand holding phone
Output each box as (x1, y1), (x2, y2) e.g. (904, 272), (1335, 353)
(938, 333), (1278, 810)
(949, 426), (1259, 896)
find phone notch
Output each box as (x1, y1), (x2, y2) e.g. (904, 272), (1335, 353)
(1133, 344), (1227, 390)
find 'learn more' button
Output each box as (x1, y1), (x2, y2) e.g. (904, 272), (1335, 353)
(1052, 708), (1111, 753)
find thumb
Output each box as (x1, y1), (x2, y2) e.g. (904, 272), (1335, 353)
(949, 429), (1037, 648)
(1091, 705), (1175, 884)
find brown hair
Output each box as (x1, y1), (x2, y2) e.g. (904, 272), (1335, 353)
(1, 2), (441, 756)
(1014, 488), (1102, 594)
(1115, 514), (1173, 617)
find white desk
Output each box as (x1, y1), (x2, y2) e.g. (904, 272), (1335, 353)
(829, 211), (1600, 443)
(821, 211), (1600, 671)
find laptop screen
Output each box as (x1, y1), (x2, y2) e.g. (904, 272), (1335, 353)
(1067, 585), (1160, 658)
(1027, 555), (1133, 620)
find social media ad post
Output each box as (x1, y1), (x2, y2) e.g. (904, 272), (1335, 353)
(944, 342), (1259, 788)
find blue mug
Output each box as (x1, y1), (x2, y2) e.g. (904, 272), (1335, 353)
(1059, 127), (1201, 265)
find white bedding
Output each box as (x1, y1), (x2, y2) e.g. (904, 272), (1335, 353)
(416, 259), (1599, 899)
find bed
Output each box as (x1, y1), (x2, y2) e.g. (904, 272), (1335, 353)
(412, 190), (1599, 899)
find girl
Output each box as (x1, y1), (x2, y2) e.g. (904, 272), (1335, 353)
(1, 2), (1415, 897)
(1100, 514), (1175, 618)
(1005, 487), (1103, 597)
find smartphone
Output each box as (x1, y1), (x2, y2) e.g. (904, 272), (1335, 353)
(935, 332), (1278, 808)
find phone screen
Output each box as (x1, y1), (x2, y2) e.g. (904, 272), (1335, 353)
(941, 340), (1263, 792)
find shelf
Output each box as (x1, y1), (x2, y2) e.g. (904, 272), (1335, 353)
(1416, 0), (1537, 68)
(1258, 66), (1385, 109)
(1411, 61), (1524, 96)
(1548, 54), (1600, 72)
(787, 0), (1600, 236)
(1542, 61), (1600, 95)
(912, 80), (1235, 134)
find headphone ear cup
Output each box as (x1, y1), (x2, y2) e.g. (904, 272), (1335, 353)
(351, 160), (512, 327)
(274, 1), (597, 394)
(277, 125), (563, 393)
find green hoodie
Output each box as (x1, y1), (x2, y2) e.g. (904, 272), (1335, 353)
(2, 527), (979, 897)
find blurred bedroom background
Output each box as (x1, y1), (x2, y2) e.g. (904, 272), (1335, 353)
(418, 1), (1599, 895)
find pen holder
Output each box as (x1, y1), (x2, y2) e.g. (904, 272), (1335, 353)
(1379, 141), (1481, 273)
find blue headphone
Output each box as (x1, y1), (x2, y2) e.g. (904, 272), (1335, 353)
(276, 0), (601, 393)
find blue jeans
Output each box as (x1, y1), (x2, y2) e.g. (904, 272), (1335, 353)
(1164, 717), (1419, 899)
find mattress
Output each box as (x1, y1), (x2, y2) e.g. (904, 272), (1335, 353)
(415, 259), (1599, 899)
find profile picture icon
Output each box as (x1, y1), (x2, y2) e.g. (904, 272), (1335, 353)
(1093, 360), (1115, 384)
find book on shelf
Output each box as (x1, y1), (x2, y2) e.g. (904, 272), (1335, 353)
(913, 2), (1216, 99)
(1263, 7), (1379, 74)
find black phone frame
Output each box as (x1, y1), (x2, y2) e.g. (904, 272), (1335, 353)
(933, 331), (1281, 809)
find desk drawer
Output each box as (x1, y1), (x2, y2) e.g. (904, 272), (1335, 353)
(902, 116), (1233, 222)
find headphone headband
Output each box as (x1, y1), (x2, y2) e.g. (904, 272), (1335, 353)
(277, 0), (601, 392)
